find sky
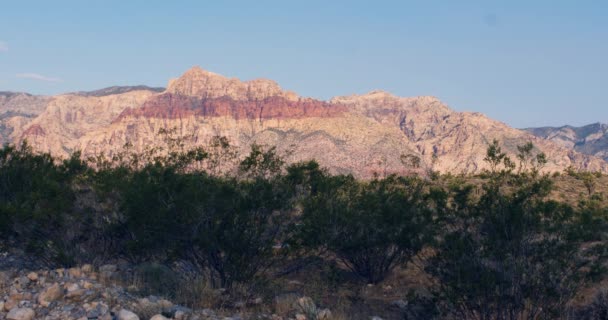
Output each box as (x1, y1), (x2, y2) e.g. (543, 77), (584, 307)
(1, 0), (607, 128)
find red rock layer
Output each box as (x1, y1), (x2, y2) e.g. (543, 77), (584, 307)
(22, 124), (46, 137)
(115, 93), (347, 122)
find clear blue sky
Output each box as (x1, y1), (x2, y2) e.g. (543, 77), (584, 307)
(1, 0), (607, 128)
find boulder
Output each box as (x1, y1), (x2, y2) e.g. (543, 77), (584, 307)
(174, 310), (186, 320)
(65, 288), (87, 300)
(26, 272), (38, 281)
(118, 309), (140, 320)
(14, 276), (30, 288)
(38, 283), (63, 307)
(6, 307), (36, 320)
(68, 267), (83, 278)
(4, 298), (17, 311)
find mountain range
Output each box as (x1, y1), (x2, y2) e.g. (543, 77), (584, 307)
(525, 123), (608, 162)
(1, 66), (607, 177)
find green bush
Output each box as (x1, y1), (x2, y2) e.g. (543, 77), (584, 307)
(295, 174), (434, 284)
(108, 144), (292, 288)
(427, 143), (607, 319)
(193, 176), (290, 288)
(0, 143), (88, 265)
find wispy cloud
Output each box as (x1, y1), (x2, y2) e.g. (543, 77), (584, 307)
(16, 73), (62, 83)
(0, 41), (8, 52)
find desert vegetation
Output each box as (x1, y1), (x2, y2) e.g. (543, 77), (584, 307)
(1, 134), (608, 319)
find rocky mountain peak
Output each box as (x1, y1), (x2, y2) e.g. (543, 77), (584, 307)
(166, 66), (299, 101)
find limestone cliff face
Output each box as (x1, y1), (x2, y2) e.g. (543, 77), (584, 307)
(19, 90), (158, 156)
(6, 67), (608, 176)
(78, 114), (422, 177)
(332, 91), (608, 173)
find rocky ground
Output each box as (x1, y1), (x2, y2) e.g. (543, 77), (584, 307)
(0, 254), (349, 320)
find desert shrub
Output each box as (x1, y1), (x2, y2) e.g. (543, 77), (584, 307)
(239, 143), (284, 179)
(577, 289), (608, 320)
(0, 143), (88, 265)
(295, 174), (434, 284)
(191, 146), (293, 288)
(427, 142), (608, 319)
(133, 262), (181, 298)
(116, 164), (206, 261)
(109, 144), (292, 288)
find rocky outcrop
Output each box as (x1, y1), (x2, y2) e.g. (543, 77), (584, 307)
(79, 112), (421, 178)
(166, 66), (298, 101)
(526, 123), (608, 162)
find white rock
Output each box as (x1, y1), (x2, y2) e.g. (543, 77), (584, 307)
(150, 315), (169, 320)
(65, 282), (80, 292)
(118, 309), (140, 320)
(6, 307), (36, 320)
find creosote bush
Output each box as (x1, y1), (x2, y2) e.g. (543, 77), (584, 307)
(0, 142), (88, 265)
(294, 173), (435, 284)
(427, 140), (608, 319)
